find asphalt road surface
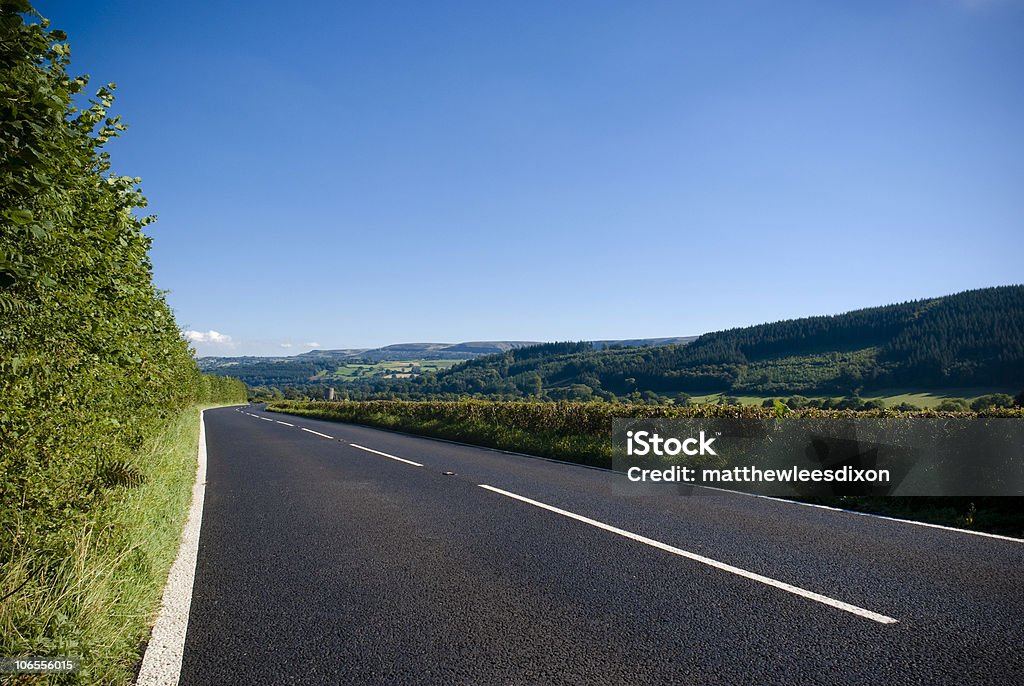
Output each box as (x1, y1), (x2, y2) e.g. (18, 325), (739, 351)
(177, 406), (1024, 685)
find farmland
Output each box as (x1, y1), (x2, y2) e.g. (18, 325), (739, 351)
(315, 358), (469, 381)
(686, 387), (1018, 409)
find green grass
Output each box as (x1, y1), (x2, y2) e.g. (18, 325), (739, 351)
(688, 387), (1016, 408)
(857, 388), (1018, 408)
(0, 403), (236, 685)
(327, 358), (467, 381)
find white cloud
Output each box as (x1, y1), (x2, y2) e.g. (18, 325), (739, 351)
(305, 341), (321, 348)
(280, 342), (293, 348)
(185, 329), (233, 345)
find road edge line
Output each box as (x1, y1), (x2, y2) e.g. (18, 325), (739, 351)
(136, 408), (209, 685)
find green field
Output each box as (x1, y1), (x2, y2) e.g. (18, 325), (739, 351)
(317, 358), (469, 381)
(687, 387), (1017, 408)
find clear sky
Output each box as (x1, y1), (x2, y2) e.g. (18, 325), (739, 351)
(38, 0), (1024, 356)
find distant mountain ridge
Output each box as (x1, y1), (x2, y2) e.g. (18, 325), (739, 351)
(201, 286), (1024, 398)
(197, 337), (696, 384)
(296, 341), (545, 361)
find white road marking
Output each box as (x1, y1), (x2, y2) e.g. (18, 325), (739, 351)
(260, 417), (274, 422)
(264, 410), (1021, 544)
(479, 484), (898, 625)
(350, 443), (424, 467)
(701, 485), (1024, 544)
(137, 409), (210, 685)
(300, 427), (334, 439)
(275, 421), (294, 427)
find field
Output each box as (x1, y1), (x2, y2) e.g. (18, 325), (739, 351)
(316, 358), (469, 382)
(687, 387), (1017, 408)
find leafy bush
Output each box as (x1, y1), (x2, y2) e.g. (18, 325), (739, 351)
(267, 398), (1024, 470)
(970, 393), (1015, 412)
(0, 3), (246, 680)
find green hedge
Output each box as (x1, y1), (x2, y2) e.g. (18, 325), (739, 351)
(1, 0), (245, 574)
(268, 398), (1024, 468)
(0, 4), (247, 681)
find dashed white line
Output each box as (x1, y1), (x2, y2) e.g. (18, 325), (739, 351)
(300, 427), (334, 439)
(479, 484), (898, 625)
(275, 421), (294, 427)
(350, 443), (424, 467)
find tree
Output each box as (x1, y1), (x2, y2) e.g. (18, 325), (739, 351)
(970, 394), (1014, 412)
(836, 396), (863, 410)
(568, 384), (594, 401)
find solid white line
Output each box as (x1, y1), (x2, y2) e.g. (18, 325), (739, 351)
(350, 443), (424, 467)
(137, 409), (210, 685)
(479, 484), (898, 625)
(699, 486), (1024, 544)
(300, 427), (334, 439)
(260, 417), (274, 422)
(275, 421), (294, 427)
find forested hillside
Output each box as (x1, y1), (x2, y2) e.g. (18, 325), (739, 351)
(200, 337), (696, 391)
(402, 286), (1024, 400)
(0, 3), (244, 682)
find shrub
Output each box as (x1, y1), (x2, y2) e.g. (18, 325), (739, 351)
(0, 3), (246, 677)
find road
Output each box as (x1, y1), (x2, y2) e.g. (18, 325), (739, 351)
(177, 406), (1024, 685)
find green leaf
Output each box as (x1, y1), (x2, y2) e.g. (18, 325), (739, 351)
(5, 208), (34, 224)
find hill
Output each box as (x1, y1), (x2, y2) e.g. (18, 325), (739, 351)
(312, 341), (544, 361)
(404, 286), (1024, 400)
(199, 338), (691, 386)
(203, 287), (1024, 400)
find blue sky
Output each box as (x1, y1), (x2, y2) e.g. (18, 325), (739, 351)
(39, 0), (1023, 356)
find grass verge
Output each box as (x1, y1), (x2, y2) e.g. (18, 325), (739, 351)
(268, 400), (1024, 538)
(0, 404), (233, 685)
